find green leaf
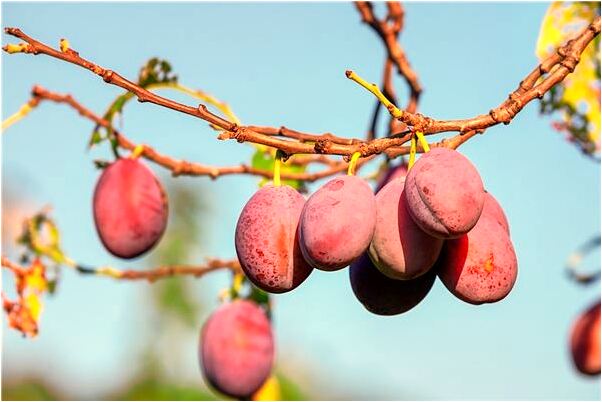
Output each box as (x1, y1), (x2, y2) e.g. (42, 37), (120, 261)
(276, 373), (308, 401)
(87, 129), (104, 148)
(248, 284), (270, 307)
(138, 57), (178, 88)
(93, 159), (110, 169)
(251, 149), (307, 191)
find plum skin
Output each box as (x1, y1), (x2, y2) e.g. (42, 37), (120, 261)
(375, 162), (408, 193)
(436, 213), (518, 305)
(369, 177), (443, 280)
(200, 300), (274, 399)
(235, 185), (313, 293)
(93, 158), (168, 259)
(483, 191), (510, 235)
(349, 253), (436, 316)
(570, 301), (601, 376)
(299, 175), (377, 271)
(404, 147), (485, 239)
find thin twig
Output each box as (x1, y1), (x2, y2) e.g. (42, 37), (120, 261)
(27, 86), (362, 182)
(1, 255), (241, 283)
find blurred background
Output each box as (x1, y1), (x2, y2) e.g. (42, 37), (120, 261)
(2, 2), (600, 400)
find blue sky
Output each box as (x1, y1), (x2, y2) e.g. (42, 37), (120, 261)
(2, 2), (600, 400)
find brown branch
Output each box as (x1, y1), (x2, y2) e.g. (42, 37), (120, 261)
(3, 15), (600, 158)
(28, 85), (360, 182)
(355, 1), (422, 112)
(247, 125), (362, 146)
(2, 254), (241, 283)
(358, 1), (414, 143)
(2, 27), (370, 158)
(389, 17), (601, 134)
(1, 256), (26, 275)
(85, 258), (242, 283)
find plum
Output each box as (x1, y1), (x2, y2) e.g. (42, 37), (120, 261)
(483, 191), (510, 235)
(349, 253), (436, 315)
(235, 185), (312, 293)
(299, 175), (376, 271)
(93, 158), (168, 259)
(570, 301), (601, 376)
(436, 213), (518, 305)
(199, 300), (274, 399)
(369, 177), (443, 280)
(404, 147), (485, 239)
(375, 162), (408, 193)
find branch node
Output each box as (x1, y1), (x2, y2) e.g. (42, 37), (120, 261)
(559, 56), (580, 73)
(102, 70), (114, 83)
(489, 108), (501, 123)
(314, 140), (332, 154)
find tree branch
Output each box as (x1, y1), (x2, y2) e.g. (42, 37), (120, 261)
(25, 85), (366, 182)
(3, 13), (600, 158)
(355, 1), (421, 112)
(2, 255), (241, 283)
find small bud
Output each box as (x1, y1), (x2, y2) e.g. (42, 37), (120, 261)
(59, 38), (70, 53)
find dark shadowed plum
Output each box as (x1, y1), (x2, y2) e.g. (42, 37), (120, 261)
(369, 177), (443, 280)
(349, 253), (436, 316)
(93, 158), (168, 259)
(235, 185), (312, 293)
(375, 162), (408, 193)
(436, 213), (518, 305)
(570, 301), (601, 376)
(483, 191), (510, 235)
(404, 148), (485, 239)
(199, 300), (274, 399)
(299, 175), (376, 271)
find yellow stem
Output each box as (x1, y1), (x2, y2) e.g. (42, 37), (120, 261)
(232, 273), (244, 294)
(347, 152), (362, 175)
(408, 134), (417, 169)
(415, 131), (430, 152)
(130, 144), (145, 159)
(2, 102), (34, 131)
(273, 150), (283, 187)
(95, 266), (123, 279)
(346, 70), (403, 119)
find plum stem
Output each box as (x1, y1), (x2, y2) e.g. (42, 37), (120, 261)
(273, 150), (284, 187)
(415, 131), (430, 152)
(129, 144), (145, 159)
(408, 134), (417, 169)
(347, 152), (362, 175)
(230, 272), (245, 299)
(2, 101), (36, 131)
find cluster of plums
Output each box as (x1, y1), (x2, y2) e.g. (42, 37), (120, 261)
(235, 147), (519, 314)
(92, 149), (521, 399)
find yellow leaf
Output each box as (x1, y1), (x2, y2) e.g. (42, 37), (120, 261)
(252, 376), (281, 401)
(536, 2), (565, 59)
(25, 259), (48, 293)
(23, 293), (43, 321)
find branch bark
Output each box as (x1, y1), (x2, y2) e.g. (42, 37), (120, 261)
(28, 85), (367, 182)
(2, 12), (600, 158)
(2, 255), (241, 283)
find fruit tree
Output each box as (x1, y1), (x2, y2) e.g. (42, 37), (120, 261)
(2, 2), (600, 399)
